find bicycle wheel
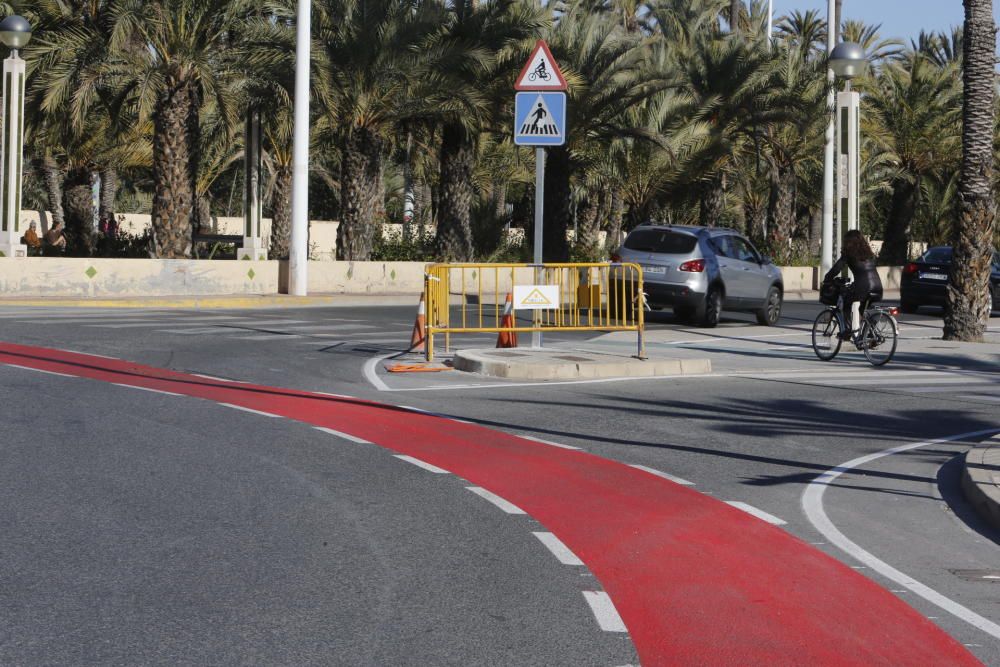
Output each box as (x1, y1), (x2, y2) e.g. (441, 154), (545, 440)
(861, 312), (897, 366)
(811, 309), (842, 361)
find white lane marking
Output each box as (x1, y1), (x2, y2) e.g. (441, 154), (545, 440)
(313, 426), (371, 444)
(802, 427), (1000, 641)
(363, 352), (395, 392)
(85, 322), (187, 328)
(112, 383), (182, 397)
(532, 532), (584, 565)
(725, 501), (787, 525)
(191, 373), (249, 383)
(313, 391), (353, 399)
(63, 350), (119, 359)
(628, 464), (694, 486)
(157, 328), (227, 335)
(521, 435), (582, 451)
(219, 403), (280, 418)
(393, 455), (449, 474)
(958, 394), (1000, 402)
(582, 591), (628, 633)
(4, 363), (75, 378)
(232, 334), (305, 341)
(465, 487), (526, 514)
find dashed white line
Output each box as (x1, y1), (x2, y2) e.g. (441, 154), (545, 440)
(725, 501), (787, 525)
(112, 383), (182, 397)
(582, 591), (628, 632)
(4, 364), (75, 378)
(394, 455), (449, 474)
(532, 532), (584, 565)
(219, 403), (280, 418)
(465, 487), (526, 514)
(628, 464), (694, 485)
(802, 427), (1000, 641)
(521, 435), (582, 451)
(313, 426), (371, 444)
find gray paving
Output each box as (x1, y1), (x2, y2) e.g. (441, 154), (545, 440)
(1, 300), (998, 664)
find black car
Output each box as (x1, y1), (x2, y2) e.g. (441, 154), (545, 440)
(899, 246), (1000, 314)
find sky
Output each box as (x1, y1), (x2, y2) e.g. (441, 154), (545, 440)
(772, 1), (1000, 43)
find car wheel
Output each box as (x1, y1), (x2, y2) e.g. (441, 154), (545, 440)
(755, 286), (782, 326)
(900, 300), (919, 314)
(700, 286), (722, 328)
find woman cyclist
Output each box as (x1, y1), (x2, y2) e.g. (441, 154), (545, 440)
(823, 230), (883, 339)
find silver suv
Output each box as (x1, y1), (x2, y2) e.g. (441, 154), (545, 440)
(613, 224), (784, 327)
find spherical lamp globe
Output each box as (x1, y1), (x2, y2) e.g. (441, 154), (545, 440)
(0, 16), (31, 54)
(829, 42), (867, 80)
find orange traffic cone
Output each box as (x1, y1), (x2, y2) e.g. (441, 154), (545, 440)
(496, 292), (518, 348)
(410, 293), (426, 352)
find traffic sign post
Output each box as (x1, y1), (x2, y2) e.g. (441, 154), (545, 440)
(513, 40), (567, 349)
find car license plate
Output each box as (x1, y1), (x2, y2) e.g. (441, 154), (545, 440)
(920, 272), (947, 281)
(642, 265), (667, 275)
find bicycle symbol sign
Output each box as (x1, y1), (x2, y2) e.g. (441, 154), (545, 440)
(514, 40), (567, 91)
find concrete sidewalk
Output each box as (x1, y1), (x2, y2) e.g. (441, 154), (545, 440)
(0, 294), (420, 309)
(963, 435), (1000, 532)
(453, 348), (711, 380)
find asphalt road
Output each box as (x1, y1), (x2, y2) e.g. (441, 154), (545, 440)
(1, 300), (998, 665)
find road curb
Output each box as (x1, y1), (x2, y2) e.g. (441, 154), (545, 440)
(962, 435), (1000, 532)
(453, 348), (711, 380)
(0, 294), (420, 309)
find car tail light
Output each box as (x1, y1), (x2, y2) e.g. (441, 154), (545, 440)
(610, 252), (622, 263)
(679, 259), (705, 272)
(903, 262), (919, 275)
(888, 307), (899, 316)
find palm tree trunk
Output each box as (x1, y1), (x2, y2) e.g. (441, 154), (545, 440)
(435, 123), (475, 261)
(945, 0), (996, 342)
(730, 0), (742, 32)
(337, 127), (384, 260)
(42, 156), (66, 230)
(880, 177), (918, 265)
(270, 163), (293, 260)
(403, 130), (414, 244)
(542, 146), (572, 262)
(151, 79), (197, 258)
(768, 164), (796, 263)
(99, 168), (117, 237)
(62, 167), (96, 256)
(699, 174), (725, 227)
(604, 190), (624, 256)
(575, 194), (602, 261)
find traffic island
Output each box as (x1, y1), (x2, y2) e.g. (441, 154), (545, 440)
(452, 348), (711, 380)
(962, 435), (1000, 532)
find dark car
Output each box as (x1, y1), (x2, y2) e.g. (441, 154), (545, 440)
(899, 246), (1000, 314)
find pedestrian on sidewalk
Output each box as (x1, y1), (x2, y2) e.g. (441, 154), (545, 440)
(43, 221), (67, 255)
(823, 230), (883, 337)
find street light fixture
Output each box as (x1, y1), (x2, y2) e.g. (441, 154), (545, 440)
(829, 42), (867, 82)
(0, 15), (31, 259)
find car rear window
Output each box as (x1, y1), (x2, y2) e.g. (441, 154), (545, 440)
(921, 247), (952, 263)
(624, 229), (697, 254)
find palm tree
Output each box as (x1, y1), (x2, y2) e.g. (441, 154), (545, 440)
(314, 0), (441, 261)
(864, 52), (961, 264)
(945, 0), (997, 341)
(104, 0), (248, 258)
(415, 0), (544, 261)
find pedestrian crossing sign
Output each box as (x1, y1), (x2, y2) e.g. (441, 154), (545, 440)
(514, 92), (566, 146)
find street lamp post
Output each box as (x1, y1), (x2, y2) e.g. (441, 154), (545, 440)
(830, 42), (867, 250)
(0, 16), (30, 259)
(821, 0), (836, 275)
(289, 0), (311, 295)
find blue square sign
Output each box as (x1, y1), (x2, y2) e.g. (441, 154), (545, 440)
(514, 92), (566, 146)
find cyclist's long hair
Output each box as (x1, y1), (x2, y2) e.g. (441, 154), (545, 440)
(843, 230), (874, 262)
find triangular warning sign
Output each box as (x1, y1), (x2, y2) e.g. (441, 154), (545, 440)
(521, 288), (552, 306)
(517, 95), (562, 138)
(515, 40), (567, 91)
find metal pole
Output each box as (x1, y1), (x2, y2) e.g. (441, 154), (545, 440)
(0, 51), (27, 258)
(533, 147), (545, 349)
(288, 0), (311, 295)
(821, 0), (836, 274)
(766, 0), (773, 51)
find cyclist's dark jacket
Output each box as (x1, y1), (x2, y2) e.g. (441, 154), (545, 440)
(824, 253), (883, 302)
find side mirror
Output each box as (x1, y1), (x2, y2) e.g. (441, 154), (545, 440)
(761, 255), (773, 265)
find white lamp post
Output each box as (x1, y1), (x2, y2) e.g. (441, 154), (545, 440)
(830, 42), (867, 246)
(821, 0), (836, 274)
(288, 0), (310, 295)
(0, 15), (30, 259)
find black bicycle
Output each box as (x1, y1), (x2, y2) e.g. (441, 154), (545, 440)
(811, 278), (899, 366)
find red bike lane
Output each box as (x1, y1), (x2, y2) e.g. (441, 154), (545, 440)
(0, 342), (982, 666)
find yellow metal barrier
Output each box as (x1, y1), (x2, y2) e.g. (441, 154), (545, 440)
(423, 263), (645, 362)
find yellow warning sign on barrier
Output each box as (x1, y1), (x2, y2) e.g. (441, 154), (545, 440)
(514, 285), (559, 309)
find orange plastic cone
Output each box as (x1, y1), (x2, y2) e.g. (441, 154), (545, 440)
(410, 293), (426, 352)
(496, 292), (518, 348)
